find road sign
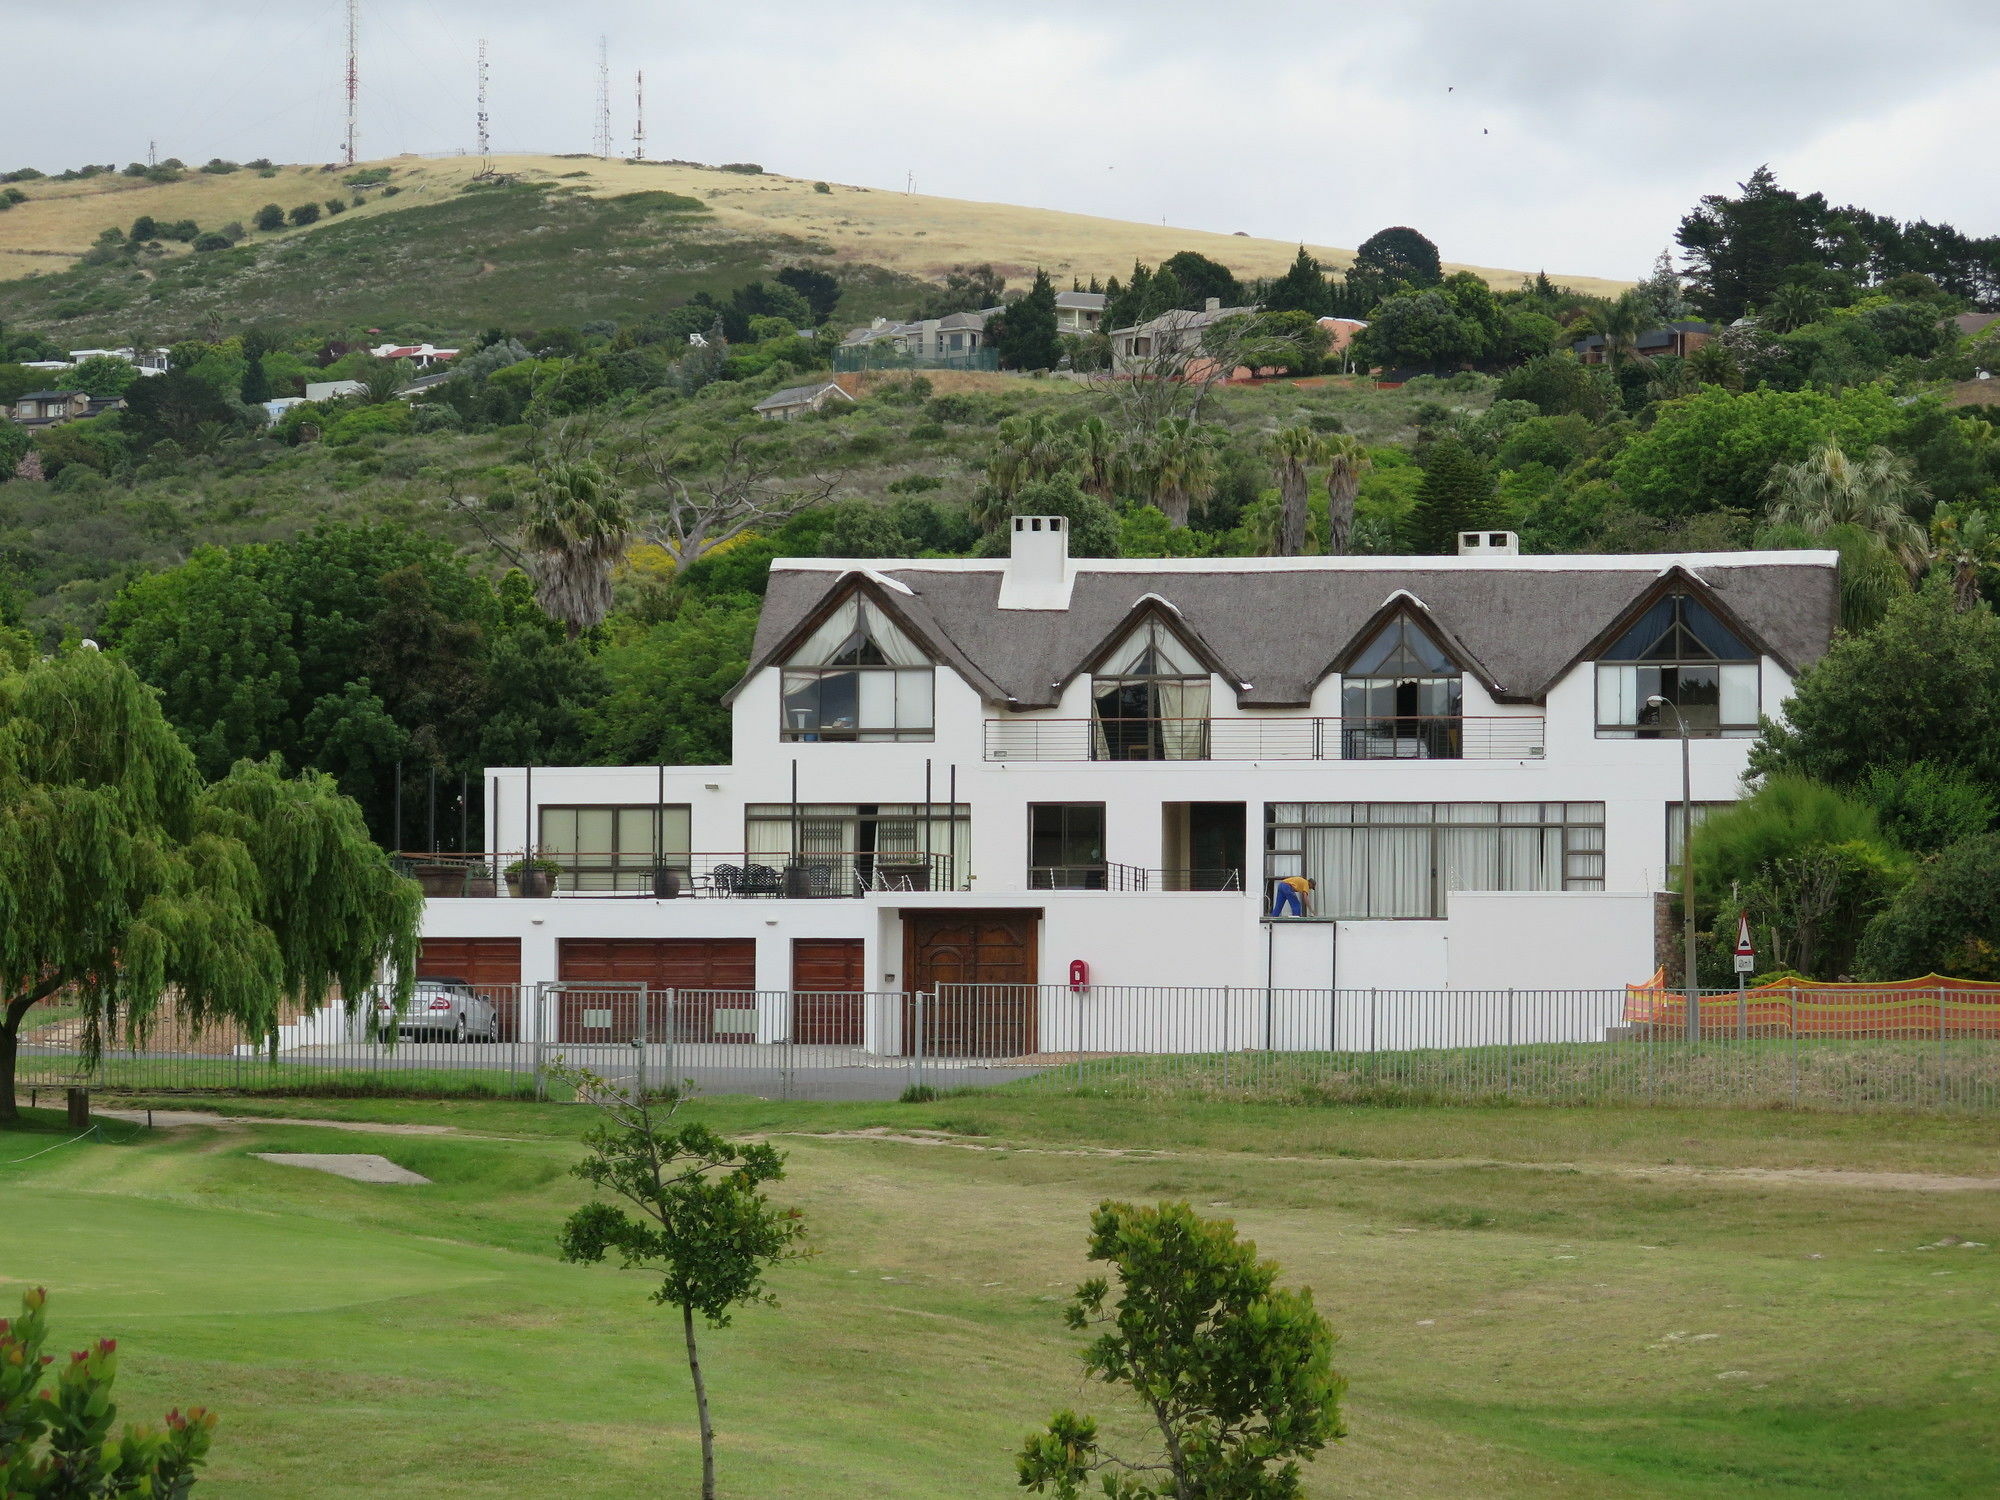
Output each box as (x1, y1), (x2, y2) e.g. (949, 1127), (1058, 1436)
(1733, 910), (1755, 976)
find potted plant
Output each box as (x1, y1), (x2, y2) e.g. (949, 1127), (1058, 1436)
(505, 855), (562, 898)
(650, 864), (682, 898)
(409, 859), (467, 898)
(464, 863), (498, 898)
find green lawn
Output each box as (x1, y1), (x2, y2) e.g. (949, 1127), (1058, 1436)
(4, 1092), (1996, 1497)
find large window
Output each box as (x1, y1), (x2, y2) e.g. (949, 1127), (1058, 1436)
(1092, 618), (1210, 760)
(1340, 613), (1464, 759)
(539, 805), (691, 892)
(745, 803), (968, 890)
(781, 597), (934, 742)
(1265, 802), (1605, 919)
(1596, 593), (1759, 738)
(1030, 803), (1107, 889)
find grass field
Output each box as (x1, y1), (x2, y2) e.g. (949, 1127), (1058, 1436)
(0, 152), (1631, 329)
(4, 1090), (1996, 1497)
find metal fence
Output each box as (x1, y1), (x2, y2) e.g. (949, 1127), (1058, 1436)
(16, 984), (2000, 1112)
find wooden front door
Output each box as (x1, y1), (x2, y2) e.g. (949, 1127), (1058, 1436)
(418, 938), (522, 1038)
(902, 910), (1039, 1058)
(557, 938), (758, 1042)
(792, 938), (865, 1046)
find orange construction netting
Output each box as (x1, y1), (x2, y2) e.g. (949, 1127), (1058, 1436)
(1623, 972), (2000, 1038)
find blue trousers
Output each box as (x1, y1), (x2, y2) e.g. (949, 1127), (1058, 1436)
(1270, 884), (1304, 918)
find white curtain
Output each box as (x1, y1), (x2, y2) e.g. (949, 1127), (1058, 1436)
(1154, 678), (1211, 759)
(788, 598), (929, 668)
(1597, 663), (1638, 727)
(1720, 663), (1758, 726)
(1306, 827), (1431, 917)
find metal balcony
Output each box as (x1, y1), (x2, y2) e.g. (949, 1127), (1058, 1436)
(983, 715), (1546, 763)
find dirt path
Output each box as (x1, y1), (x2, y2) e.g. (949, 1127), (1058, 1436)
(780, 1127), (2000, 1194)
(91, 1107), (463, 1136)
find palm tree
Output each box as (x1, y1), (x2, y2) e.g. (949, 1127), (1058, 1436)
(986, 413), (1070, 503)
(1070, 415), (1125, 502)
(356, 356), (411, 404)
(1762, 441), (1930, 578)
(1271, 426), (1327, 556)
(1322, 433), (1372, 556)
(1587, 290), (1655, 374)
(521, 455), (631, 637)
(1147, 417), (1219, 527)
(1933, 503), (2000, 609)
(1762, 284), (1829, 334)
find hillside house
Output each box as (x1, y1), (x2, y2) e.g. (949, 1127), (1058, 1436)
(1573, 320), (1715, 364)
(1055, 290), (1107, 336)
(412, 519), (1839, 1050)
(369, 342), (460, 368)
(838, 309), (1002, 370)
(754, 381), (855, 421)
(67, 346), (170, 374)
(1109, 298), (1260, 375)
(10, 390), (93, 426)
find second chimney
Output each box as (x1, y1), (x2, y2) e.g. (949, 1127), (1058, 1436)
(998, 514), (1073, 610)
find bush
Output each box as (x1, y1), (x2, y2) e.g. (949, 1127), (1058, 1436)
(813, 181), (832, 194)
(1858, 833), (2000, 980)
(288, 202), (321, 227)
(254, 203), (285, 231)
(1855, 763), (1996, 856)
(192, 232), (233, 252)
(924, 393), (984, 424)
(718, 162), (764, 175)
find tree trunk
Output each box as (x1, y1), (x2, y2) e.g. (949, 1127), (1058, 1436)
(1327, 474), (1358, 556)
(1157, 487), (1190, 528)
(1276, 467), (1308, 557)
(682, 1302), (716, 1500)
(0, 992), (43, 1124)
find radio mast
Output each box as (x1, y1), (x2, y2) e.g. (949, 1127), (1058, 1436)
(632, 70), (645, 160)
(343, 0), (360, 166)
(593, 36), (612, 159)
(476, 38), (490, 158)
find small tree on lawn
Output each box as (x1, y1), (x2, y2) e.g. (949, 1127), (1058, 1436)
(555, 1068), (808, 1500)
(1, 1287), (218, 1493)
(1018, 1200), (1343, 1500)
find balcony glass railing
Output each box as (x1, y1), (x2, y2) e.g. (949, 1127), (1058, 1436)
(984, 715), (1545, 763)
(396, 850), (962, 898)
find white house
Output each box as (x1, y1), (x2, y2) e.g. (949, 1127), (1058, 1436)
(416, 520), (1838, 1052)
(753, 381), (855, 421)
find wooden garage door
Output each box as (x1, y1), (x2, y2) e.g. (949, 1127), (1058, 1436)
(902, 910), (1038, 1058)
(792, 939), (865, 1047)
(557, 939), (758, 1042)
(418, 938), (522, 1039)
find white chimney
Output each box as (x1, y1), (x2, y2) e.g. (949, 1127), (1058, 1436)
(1457, 530), (1519, 558)
(1204, 297), (1221, 312)
(999, 514), (1074, 610)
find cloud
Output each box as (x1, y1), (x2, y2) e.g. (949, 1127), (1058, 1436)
(5, 0), (1997, 282)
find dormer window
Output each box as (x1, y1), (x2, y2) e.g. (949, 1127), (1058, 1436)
(1340, 613), (1464, 759)
(1596, 592), (1759, 738)
(781, 597), (933, 742)
(1092, 618), (1210, 760)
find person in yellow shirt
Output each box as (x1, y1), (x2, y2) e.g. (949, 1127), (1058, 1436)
(1270, 874), (1313, 919)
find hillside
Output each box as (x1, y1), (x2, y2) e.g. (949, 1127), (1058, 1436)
(0, 152), (1629, 339)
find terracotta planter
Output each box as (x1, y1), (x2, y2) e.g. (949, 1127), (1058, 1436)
(506, 869), (554, 899)
(415, 865), (464, 898)
(464, 875), (498, 899)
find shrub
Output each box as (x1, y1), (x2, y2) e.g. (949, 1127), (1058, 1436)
(1858, 833), (2000, 980)
(288, 202), (320, 227)
(718, 162), (764, 175)
(192, 232), (232, 252)
(254, 203), (285, 231)
(1855, 763), (1997, 855)
(813, 181), (831, 194)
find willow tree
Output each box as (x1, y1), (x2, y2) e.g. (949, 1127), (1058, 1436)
(0, 648), (419, 1123)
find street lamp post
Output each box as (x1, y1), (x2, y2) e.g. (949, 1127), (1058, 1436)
(1648, 695), (1700, 1043)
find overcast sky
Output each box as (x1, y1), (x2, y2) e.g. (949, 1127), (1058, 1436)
(9, 1), (1999, 281)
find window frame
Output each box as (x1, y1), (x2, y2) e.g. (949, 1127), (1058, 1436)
(1337, 611), (1467, 760)
(778, 594), (936, 743)
(1594, 592), (1762, 740)
(1028, 802), (1108, 890)
(1090, 616), (1213, 761)
(537, 804), (692, 893)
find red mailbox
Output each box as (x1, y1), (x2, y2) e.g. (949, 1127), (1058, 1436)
(1068, 959), (1090, 993)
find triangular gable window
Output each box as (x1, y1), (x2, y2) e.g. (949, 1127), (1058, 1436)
(781, 596), (933, 742)
(1092, 617), (1210, 760)
(1345, 615), (1458, 676)
(1340, 612), (1463, 758)
(1096, 618), (1206, 679)
(1597, 592), (1759, 739)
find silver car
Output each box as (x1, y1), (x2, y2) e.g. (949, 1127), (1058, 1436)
(376, 977), (500, 1042)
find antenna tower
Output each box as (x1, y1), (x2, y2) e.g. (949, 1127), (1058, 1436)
(632, 70), (645, 160)
(593, 36), (612, 159)
(343, 0), (360, 166)
(476, 38), (490, 157)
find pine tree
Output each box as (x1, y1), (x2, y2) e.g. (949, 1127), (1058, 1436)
(1404, 437), (1500, 554)
(994, 267), (1060, 371)
(1264, 246), (1330, 317)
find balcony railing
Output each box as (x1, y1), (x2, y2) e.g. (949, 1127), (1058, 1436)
(984, 715), (1546, 763)
(396, 850), (962, 899)
(1029, 864), (1245, 892)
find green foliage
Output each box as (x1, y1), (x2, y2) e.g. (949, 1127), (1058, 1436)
(1857, 833), (2000, 980)
(64, 354), (139, 399)
(287, 203), (320, 227)
(322, 401), (412, 444)
(1751, 580), (2000, 789)
(557, 1070), (807, 1500)
(1611, 384), (1910, 518)
(976, 473), (1120, 558)
(995, 269), (1061, 372)
(1017, 1200), (1343, 1500)
(1853, 763), (1997, 856)
(253, 203), (285, 232)
(0, 1287), (218, 1493)
(0, 647), (416, 1117)
(1688, 776), (1907, 979)
(1403, 437), (1499, 553)
(1353, 225), (1441, 288)
(585, 597), (757, 764)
